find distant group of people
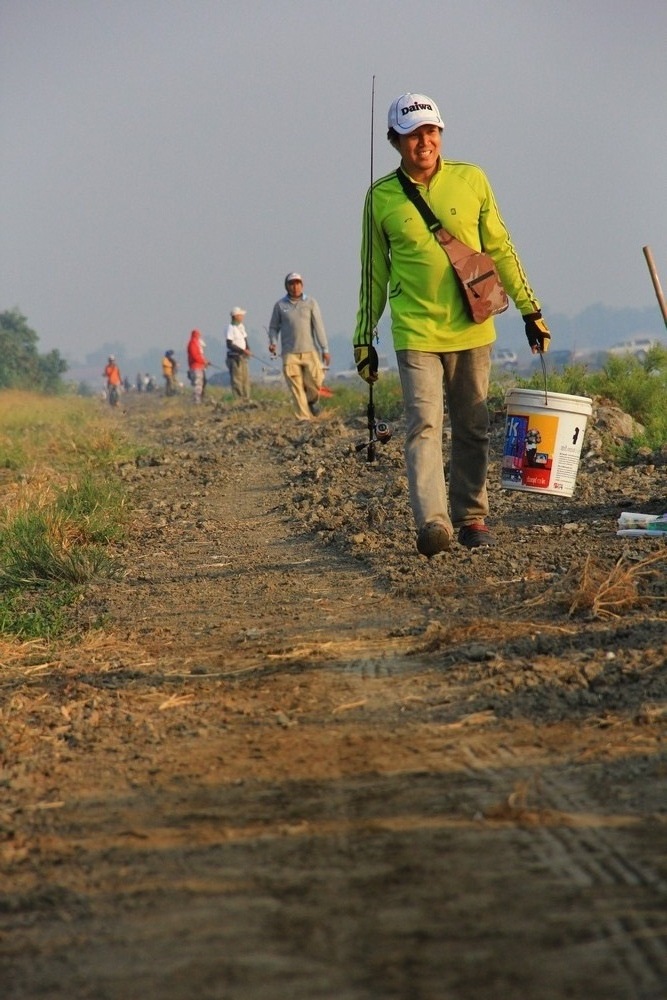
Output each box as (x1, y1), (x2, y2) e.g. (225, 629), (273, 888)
(101, 270), (333, 417)
(103, 357), (160, 405)
(136, 372), (158, 393)
(180, 274), (331, 416)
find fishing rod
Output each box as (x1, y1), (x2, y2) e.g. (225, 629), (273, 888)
(357, 76), (392, 460)
(210, 350), (279, 369)
(366, 76), (377, 463)
(248, 351), (281, 368)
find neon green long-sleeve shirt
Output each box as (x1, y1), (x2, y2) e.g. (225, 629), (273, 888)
(354, 159), (540, 353)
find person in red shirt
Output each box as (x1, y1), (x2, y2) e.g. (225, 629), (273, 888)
(187, 329), (210, 404)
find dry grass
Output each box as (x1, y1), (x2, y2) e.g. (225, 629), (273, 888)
(0, 390), (136, 474)
(510, 548), (667, 620)
(565, 549), (666, 619)
(0, 473), (70, 519)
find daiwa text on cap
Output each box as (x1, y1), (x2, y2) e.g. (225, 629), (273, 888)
(387, 93), (444, 135)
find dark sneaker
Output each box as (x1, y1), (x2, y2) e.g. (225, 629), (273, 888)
(458, 523), (495, 549)
(308, 400), (321, 416)
(416, 521), (452, 557)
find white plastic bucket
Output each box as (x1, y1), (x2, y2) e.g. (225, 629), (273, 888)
(501, 388), (593, 497)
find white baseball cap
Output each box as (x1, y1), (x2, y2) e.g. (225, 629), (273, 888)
(387, 93), (444, 135)
(285, 272), (302, 283)
(230, 306), (246, 316)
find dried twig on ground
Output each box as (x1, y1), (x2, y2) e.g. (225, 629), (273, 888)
(568, 549), (666, 619)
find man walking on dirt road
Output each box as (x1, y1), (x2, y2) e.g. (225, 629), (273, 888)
(268, 273), (331, 421)
(354, 92), (551, 556)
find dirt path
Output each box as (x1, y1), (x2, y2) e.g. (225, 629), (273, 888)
(2, 392), (666, 999)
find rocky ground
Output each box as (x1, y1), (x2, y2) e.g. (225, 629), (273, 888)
(1, 386), (666, 1000)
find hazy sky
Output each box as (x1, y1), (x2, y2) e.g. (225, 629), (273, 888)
(2, 0), (666, 365)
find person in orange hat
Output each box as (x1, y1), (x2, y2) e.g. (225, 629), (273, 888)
(186, 329), (210, 404)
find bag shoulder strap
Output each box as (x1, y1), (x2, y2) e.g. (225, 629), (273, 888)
(395, 168), (443, 232)
(395, 168), (474, 262)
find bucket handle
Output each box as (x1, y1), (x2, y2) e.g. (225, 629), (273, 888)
(538, 353), (548, 405)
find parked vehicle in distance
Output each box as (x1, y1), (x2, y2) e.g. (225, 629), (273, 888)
(491, 347), (518, 370)
(607, 337), (661, 361)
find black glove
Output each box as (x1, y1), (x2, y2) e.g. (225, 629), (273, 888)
(354, 344), (379, 384)
(523, 311), (551, 353)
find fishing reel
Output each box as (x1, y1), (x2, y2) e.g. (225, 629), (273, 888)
(355, 419), (393, 452)
(374, 420), (392, 443)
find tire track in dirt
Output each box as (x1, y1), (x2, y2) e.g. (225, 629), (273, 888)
(120, 397), (667, 999)
(462, 741), (667, 996)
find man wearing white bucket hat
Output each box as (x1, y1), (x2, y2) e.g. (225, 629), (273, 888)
(225, 306), (251, 400)
(354, 92), (551, 554)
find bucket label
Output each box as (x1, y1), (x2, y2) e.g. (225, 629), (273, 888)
(502, 412), (559, 489)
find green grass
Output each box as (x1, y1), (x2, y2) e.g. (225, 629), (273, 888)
(0, 584), (80, 641)
(52, 472), (127, 544)
(327, 374), (405, 423)
(516, 345), (667, 454)
(0, 508), (123, 589)
(0, 391), (137, 641)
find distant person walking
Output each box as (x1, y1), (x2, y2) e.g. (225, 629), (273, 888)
(103, 355), (122, 407)
(225, 307), (251, 400)
(187, 329), (210, 404)
(162, 350), (178, 396)
(268, 273), (330, 421)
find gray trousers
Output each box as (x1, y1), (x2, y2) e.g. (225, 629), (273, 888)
(228, 355), (250, 400)
(396, 346), (491, 533)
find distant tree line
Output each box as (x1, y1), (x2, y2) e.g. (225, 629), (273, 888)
(0, 309), (68, 393)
